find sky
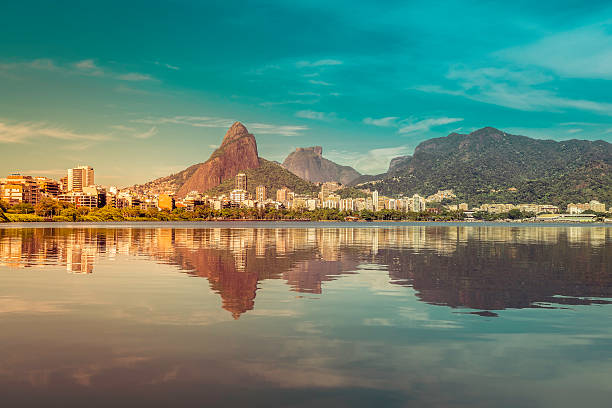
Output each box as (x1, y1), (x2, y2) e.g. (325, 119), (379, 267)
(1, 0), (612, 186)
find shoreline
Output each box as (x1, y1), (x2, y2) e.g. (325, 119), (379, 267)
(1, 220), (610, 228)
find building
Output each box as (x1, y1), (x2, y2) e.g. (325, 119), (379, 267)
(58, 191), (98, 209)
(372, 190), (379, 211)
(410, 194), (426, 212)
(157, 194), (175, 211)
(236, 173), (247, 191)
(256, 185), (267, 202)
(67, 166), (95, 192)
(34, 177), (60, 197)
(230, 189), (247, 205)
(276, 187), (291, 203)
(0, 174), (40, 205)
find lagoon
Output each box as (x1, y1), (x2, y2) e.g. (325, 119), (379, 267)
(0, 223), (611, 407)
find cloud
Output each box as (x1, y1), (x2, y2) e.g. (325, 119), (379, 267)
(398, 117), (463, 134)
(363, 117), (399, 127)
(415, 66), (612, 115)
(133, 116), (234, 128)
(296, 59), (343, 68)
(0, 120), (111, 144)
(75, 59), (97, 70)
(0, 58), (155, 82)
(132, 116), (308, 136)
(117, 73), (154, 81)
(327, 145), (413, 174)
(133, 126), (157, 139)
(247, 123), (308, 137)
(295, 110), (336, 121)
(497, 21), (612, 80)
(309, 79), (332, 86)
(154, 61), (180, 70)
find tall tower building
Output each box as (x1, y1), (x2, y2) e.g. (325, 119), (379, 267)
(256, 185), (267, 202)
(373, 190), (379, 211)
(67, 166), (94, 192)
(235, 173), (247, 191)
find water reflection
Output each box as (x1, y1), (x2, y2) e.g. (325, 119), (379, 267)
(1, 224), (610, 317)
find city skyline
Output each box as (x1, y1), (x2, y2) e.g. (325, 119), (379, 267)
(2, 1), (612, 186)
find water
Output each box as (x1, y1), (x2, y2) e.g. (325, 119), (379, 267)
(0, 222), (611, 407)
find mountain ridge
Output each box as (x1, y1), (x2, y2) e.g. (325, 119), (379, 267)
(282, 146), (361, 184)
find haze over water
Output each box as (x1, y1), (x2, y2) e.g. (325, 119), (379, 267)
(0, 223), (611, 407)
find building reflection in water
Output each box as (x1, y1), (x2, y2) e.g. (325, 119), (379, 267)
(0, 226), (610, 317)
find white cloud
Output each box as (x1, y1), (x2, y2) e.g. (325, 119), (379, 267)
(327, 145), (413, 174)
(309, 79), (332, 86)
(363, 117), (399, 127)
(0, 58), (155, 82)
(295, 110), (336, 121)
(247, 123), (308, 137)
(132, 116), (308, 137)
(75, 59), (97, 70)
(296, 59), (343, 68)
(498, 21), (612, 80)
(117, 73), (154, 81)
(133, 126), (157, 139)
(0, 120), (111, 144)
(398, 117), (463, 134)
(416, 66), (612, 115)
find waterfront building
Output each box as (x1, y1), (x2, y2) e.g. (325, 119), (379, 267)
(67, 166), (95, 192)
(276, 187), (291, 203)
(34, 177), (60, 197)
(0, 174), (40, 205)
(373, 190), (379, 211)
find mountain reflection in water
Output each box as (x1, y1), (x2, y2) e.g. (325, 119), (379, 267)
(1, 225), (610, 317)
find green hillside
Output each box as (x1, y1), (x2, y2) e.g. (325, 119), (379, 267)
(205, 158), (318, 197)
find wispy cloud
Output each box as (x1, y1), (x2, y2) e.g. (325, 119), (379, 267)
(296, 59), (343, 68)
(154, 61), (180, 70)
(398, 117), (463, 134)
(133, 126), (158, 139)
(415, 66), (612, 115)
(363, 117), (399, 127)
(132, 116), (308, 136)
(0, 58), (155, 82)
(497, 21), (612, 80)
(295, 110), (336, 121)
(363, 115), (462, 134)
(247, 123), (308, 137)
(117, 73), (154, 81)
(327, 145), (413, 174)
(0, 120), (111, 144)
(309, 79), (332, 86)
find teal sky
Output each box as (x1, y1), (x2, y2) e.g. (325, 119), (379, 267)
(1, 0), (612, 186)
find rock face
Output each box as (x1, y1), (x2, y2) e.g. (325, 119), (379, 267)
(282, 146), (361, 184)
(175, 122), (260, 197)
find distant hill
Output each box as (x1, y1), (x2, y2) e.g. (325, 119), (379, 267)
(354, 127), (612, 206)
(206, 158), (318, 197)
(282, 146), (361, 184)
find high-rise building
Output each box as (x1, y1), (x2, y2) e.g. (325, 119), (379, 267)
(236, 173), (247, 191)
(230, 189), (247, 204)
(256, 185), (267, 202)
(372, 190), (379, 211)
(34, 177), (60, 197)
(276, 187), (290, 202)
(67, 166), (94, 192)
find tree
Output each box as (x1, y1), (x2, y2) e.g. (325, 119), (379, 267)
(35, 197), (62, 217)
(10, 202), (35, 214)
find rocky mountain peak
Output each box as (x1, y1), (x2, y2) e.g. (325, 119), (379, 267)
(295, 146), (323, 156)
(221, 121), (251, 146)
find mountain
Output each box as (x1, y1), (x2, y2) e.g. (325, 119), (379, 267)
(354, 127), (612, 206)
(282, 146), (361, 184)
(133, 122), (260, 197)
(205, 158), (318, 196)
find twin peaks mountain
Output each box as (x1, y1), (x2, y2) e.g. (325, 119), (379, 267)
(282, 146), (361, 184)
(138, 122), (317, 197)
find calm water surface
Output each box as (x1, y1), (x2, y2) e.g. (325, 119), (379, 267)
(0, 222), (611, 407)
